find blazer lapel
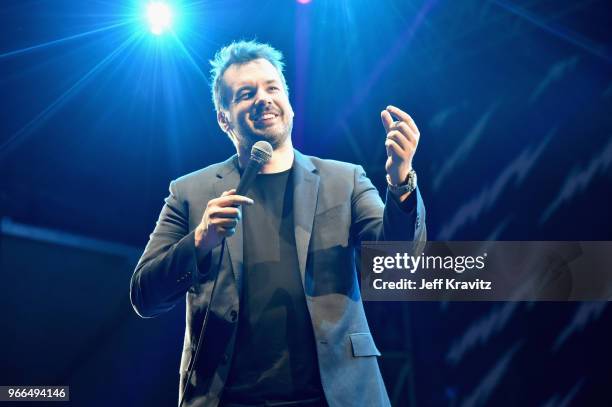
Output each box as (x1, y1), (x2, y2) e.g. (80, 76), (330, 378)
(292, 150), (320, 287)
(213, 155), (244, 295)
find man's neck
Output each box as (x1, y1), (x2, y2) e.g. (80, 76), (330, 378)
(237, 138), (294, 174)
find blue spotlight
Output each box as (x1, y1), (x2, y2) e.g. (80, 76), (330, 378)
(146, 1), (173, 35)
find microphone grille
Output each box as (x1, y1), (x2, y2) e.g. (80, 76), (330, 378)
(251, 141), (273, 164)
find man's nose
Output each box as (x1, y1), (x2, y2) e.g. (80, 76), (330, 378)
(254, 89), (272, 107)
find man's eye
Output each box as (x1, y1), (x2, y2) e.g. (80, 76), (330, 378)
(269, 86), (280, 91)
(237, 92), (252, 100)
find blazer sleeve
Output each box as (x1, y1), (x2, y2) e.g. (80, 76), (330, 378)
(350, 165), (427, 246)
(130, 180), (210, 318)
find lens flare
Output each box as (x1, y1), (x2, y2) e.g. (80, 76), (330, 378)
(146, 2), (173, 35)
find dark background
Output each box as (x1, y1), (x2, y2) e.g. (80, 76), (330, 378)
(1, 0), (611, 406)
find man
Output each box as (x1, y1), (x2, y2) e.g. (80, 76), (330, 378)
(130, 40), (426, 407)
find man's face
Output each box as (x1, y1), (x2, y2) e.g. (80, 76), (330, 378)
(218, 58), (294, 149)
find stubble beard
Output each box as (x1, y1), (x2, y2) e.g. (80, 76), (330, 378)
(242, 117), (293, 150)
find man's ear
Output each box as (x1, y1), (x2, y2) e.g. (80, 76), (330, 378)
(217, 110), (232, 133)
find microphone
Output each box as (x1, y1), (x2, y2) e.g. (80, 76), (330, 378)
(236, 140), (273, 196)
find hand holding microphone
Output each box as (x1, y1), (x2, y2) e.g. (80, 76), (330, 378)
(194, 141), (272, 258)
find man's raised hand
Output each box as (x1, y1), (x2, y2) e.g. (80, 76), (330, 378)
(380, 105), (420, 185)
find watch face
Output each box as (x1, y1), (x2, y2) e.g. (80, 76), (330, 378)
(409, 171), (417, 189)
(387, 170), (417, 194)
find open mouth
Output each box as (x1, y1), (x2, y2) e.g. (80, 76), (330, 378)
(252, 111), (279, 125)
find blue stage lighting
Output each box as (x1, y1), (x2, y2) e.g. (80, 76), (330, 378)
(146, 1), (173, 35)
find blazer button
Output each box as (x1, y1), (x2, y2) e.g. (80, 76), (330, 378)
(229, 310), (238, 322)
(221, 353), (229, 364)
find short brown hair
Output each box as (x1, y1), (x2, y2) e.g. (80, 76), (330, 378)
(209, 40), (289, 112)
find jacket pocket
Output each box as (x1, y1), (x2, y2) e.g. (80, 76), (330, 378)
(349, 332), (381, 357)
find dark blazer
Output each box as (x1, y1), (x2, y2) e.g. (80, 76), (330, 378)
(130, 150), (426, 407)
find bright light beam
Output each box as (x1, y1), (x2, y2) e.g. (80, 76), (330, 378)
(492, 0), (612, 64)
(0, 21), (132, 59)
(171, 32), (208, 81)
(0, 33), (142, 159)
(147, 2), (173, 35)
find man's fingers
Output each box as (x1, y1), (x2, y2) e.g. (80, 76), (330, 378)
(386, 130), (412, 152)
(386, 105), (412, 123)
(212, 218), (238, 229)
(385, 138), (403, 157)
(218, 189), (253, 206)
(390, 122), (419, 146)
(209, 206), (241, 219)
(381, 110), (394, 133)
(386, 105), (419, 134)
(218, 226), (236, 236)
(214, 194), (254, 207)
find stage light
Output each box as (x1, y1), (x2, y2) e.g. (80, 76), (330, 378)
(146, 2), (173, 35)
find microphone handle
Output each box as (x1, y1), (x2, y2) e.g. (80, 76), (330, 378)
(235, 159), (263, 196)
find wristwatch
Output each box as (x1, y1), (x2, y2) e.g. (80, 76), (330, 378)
(386, 168), (417, 195)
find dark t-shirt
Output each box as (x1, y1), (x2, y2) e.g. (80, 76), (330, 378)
(221, 167), (324, 404)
